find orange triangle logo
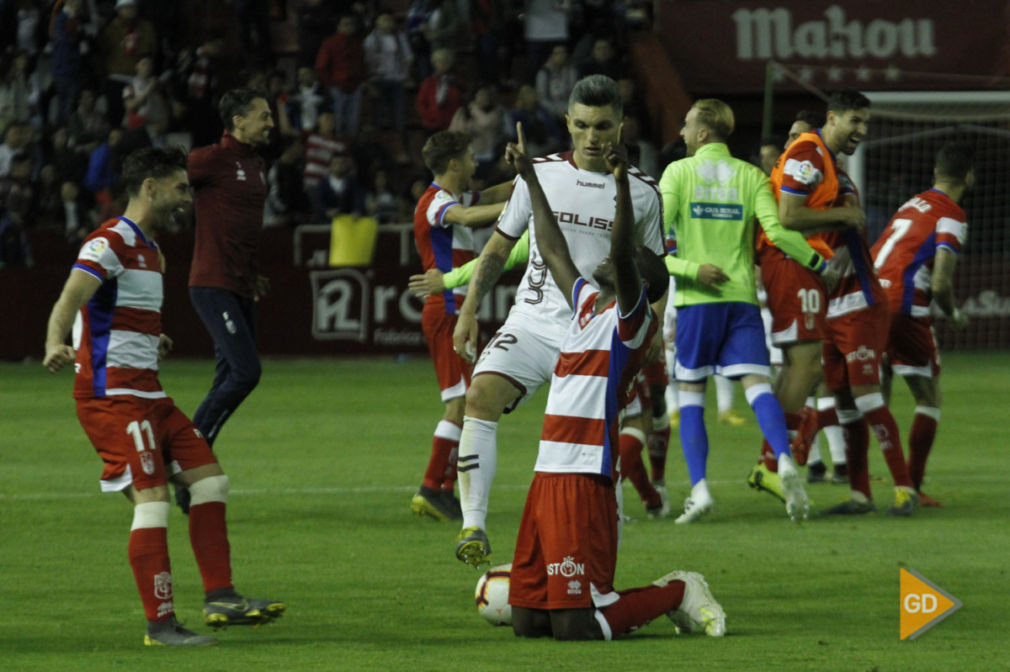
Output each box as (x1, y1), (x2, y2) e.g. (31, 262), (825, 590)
(900, 568), (962, 640)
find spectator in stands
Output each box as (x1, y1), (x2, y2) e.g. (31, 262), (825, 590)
(235, 0), (273, 66)
(364, 11), (412, 162)
(169, 39), (224, 148)
(622, 115), (658, 179)
(0, 151), (32, 202)
(523, 0), (571, 75)
(449, 85), (507, 179)
(84, 126), (125, 205)
(68, 89), (108, 153)
(58, 179), (94, 244)
(617, 77), (645, 129)
(471, 0), (507, 86)
(122, 57), (170, 130)
(47, 126), (88, 185)
(507, 84), (563, 156)
(416, 48), (462, 136)
(424, 0), (465, 53)
(311, 152), (365, 223)
(316, 14), (366, 137)
(98, 0), (157, 128)
(536, 44), (578, 121)
(288, 67), (331, 133)
(365, 168), (400, 225)
(265, 135), (308, 228)
(0, 50), (41, 130)
(0, 182), (33, 268)
(0, 121), (34, 178)
(49, 0), (89, 124)
(303, 110), (347, 193)
(405, 0), (434, 81)
(578, 36), (626, 80)
(33, 164), (65, 228)
(297, 0), (339, 68)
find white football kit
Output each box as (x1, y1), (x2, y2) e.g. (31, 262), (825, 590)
(472, 152), (664, 409)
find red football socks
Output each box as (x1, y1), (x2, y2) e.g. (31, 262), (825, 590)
(908, 411), (939, 490)
(862, 405), (913, 488)
(647, 425), (670, 483)
(619, 432), (661, 508)
(128, 527), (174, 622)
(601, 582), (685, 637)
(841, 418), (872, 499)
(423, 436), (457, 492)
(189, 501), (233, 594)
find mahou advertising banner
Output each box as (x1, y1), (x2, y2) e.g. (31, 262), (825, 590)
(656, 1), (1010, 91)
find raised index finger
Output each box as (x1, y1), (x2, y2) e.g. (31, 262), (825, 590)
(516, 121), (527, 155)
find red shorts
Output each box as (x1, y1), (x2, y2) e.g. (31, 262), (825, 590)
(76, 396), (217, 492)
(886, 314), (941, 379)
(822, 303), (890, 391)
(509, 473), (619, 610)
(421, 302), (472, 402)
(761, 252), (826, 345)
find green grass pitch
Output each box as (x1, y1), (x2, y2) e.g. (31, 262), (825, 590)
(1, 352), (1007, 671)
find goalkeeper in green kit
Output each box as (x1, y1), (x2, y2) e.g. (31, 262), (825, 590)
(659, 98), (836, 523)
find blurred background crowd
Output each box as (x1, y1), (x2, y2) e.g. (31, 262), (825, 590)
(0, 0), (660, 267)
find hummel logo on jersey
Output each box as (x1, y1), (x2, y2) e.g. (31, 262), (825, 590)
(576, 178), (605, 189)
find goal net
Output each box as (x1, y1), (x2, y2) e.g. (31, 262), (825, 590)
(766, 67), (1010, 349)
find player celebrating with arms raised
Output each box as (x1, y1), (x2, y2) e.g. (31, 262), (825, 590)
(872, 141), (974, 506)
(506, 128), (725, 641)
(43, 148), (284, 647)
(451, 75), (665, 567)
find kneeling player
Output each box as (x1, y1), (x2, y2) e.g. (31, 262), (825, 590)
(43, 148), (284, 646)
(505, 131), (725, 640)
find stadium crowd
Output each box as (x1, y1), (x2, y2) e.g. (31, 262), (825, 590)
(0, 0), (657, 267)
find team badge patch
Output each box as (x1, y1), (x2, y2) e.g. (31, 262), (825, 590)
(785, 158), (822, 186)
(153, 571), (173, 600)
(80, 238), (108, 262)
(140, 451), (155, 475)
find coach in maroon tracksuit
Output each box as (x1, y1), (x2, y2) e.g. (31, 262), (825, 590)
(180, 88), (274, 512)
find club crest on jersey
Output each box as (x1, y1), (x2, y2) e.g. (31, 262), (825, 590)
(235, 161), (247, 182)
(140, 451), (155, 475)
(153, 571), (173, 600)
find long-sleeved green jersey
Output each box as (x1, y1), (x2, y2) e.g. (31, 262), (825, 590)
(659, 142), (826, 307)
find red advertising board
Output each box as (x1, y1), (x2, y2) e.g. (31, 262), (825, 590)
(655, 1), (1010, 92)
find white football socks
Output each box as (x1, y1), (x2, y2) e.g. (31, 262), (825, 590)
(457, 416), (498, 530)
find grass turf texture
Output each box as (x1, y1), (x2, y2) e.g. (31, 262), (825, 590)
(1, 352), (1007, 671)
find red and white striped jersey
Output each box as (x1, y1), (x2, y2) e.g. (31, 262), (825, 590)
(535, 278), (656, 478)
(303, 132), (347, 191)
(414, 183), (480, 315)
(872, 189), (967, 318)
(71, 217), (165, 400)
(496, 151), (663, 326)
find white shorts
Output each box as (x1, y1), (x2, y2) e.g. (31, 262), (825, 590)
(472, 307), (566, 412)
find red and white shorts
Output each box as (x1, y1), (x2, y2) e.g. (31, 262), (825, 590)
(76, 396), (217, 493)
(886, 314), (941, 379)
(822, 302), (890, 391)
(422, 303), (472, 402)
(509, 473), (619, 611)
(761, 252), (826, 345)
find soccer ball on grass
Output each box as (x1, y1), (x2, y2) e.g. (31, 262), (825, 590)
(474, 563), (512, 626)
